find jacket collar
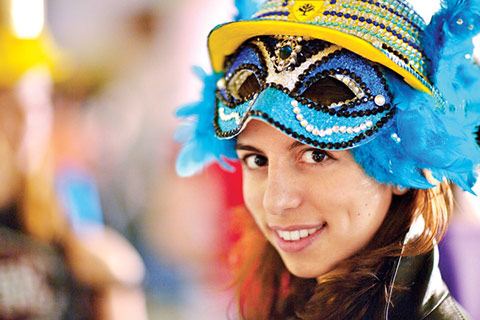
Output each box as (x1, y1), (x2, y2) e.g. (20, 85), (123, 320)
(381, 216), (450, 319)
(382, 246), (450, 319)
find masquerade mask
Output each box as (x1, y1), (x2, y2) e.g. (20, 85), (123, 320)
(215, 36), (394, 150)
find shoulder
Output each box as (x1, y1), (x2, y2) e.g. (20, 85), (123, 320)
(424, 295), (471, 320)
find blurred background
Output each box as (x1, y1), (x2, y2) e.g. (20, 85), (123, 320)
(0, 0), (479, 319)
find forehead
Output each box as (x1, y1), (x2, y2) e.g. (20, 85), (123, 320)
(237, 119), (295, 144)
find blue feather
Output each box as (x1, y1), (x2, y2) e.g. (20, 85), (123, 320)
(234, 0), (266, 20)
(175, 67), (237, 177)
(356, 68), (480, 193)
(423, 0), (480, 79)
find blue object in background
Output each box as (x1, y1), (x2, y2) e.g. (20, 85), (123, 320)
(56, 166), (104, 233)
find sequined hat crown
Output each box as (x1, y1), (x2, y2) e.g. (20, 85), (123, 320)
(209, 0), (434, 96)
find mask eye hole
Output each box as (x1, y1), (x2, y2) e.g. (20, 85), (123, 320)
(227, 70), (261, 100)
(300, 76), (356, 106)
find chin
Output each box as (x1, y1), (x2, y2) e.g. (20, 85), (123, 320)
(282, 258), (334, 279)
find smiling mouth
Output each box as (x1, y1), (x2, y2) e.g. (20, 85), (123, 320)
(276, 223), (327, 241)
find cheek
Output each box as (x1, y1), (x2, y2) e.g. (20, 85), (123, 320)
(242, 173), (265, 222)
(345, 183), (392, 244)
(325, 165), (392, 244)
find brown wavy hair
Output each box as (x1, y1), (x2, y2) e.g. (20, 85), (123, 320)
(227, 183), (452, 319)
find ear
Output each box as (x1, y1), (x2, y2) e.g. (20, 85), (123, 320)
(392, 185), (408, 196)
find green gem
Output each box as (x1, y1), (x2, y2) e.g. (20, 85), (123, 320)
(279, 45), (293, 59)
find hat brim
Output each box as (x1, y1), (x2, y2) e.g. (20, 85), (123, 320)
(208, 20), (432, 95)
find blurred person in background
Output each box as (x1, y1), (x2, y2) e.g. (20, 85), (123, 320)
(0, 1), (147, 319)
(176, 0), (480, 318)
(46, 0), (244, 318)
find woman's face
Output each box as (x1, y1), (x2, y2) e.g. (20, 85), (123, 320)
(236, 120), (395, 278)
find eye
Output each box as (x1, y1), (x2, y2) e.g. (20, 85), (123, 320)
(301, 149), (328, 164)
(243, 154), (268, 169)
(227, 69), (261, 100)
(300, 76), (356, 106)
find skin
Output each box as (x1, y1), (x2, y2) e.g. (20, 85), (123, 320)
(0, 89), (25, 207)
(236, 119), (403, 278)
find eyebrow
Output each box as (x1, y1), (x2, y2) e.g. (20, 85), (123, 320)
(235, 143), (263, 153)
(288, 141), (305, 151)
(235, 141), (306, 153)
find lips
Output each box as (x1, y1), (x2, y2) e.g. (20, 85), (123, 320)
(271, 223), (327, 253)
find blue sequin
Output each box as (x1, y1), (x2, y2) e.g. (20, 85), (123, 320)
(255, 11), (289, 19)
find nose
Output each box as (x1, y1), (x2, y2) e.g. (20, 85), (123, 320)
(263, 161), (303, 216)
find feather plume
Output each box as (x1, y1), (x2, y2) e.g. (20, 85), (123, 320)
(235, 0), (266, 20)
(175, 67), (237, 177)
(352, 66), (480, 192)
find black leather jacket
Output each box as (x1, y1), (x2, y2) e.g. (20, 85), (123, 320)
(376, 246), (471, 320)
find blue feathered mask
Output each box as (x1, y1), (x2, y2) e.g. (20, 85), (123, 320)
(176, 0), (480, 193)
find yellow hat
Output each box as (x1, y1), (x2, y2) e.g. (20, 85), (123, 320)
(208, 0), (433, 95)
(0, 25), (70, 86)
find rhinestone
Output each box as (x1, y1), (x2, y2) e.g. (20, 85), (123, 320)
(469, 25), (474, 30)
(353, 126), (361, 133)
(301, 120), (308, 127)
(360, 123), (367, 131)
(294, 107), (301, 114)
(291, 100), (299, 107)
(347, 127), (354, 134)
(313, 129), (320, 136)
(216, 78), (226, 89)
(306, 125), (314, 132)
(340, 126), (347, 133)
(326, 128), (333, 135)
(332, 126), (339, 133)
(320, 130), (326, 137)
(374, 95), (386, 106)
(457, 18), (464, 25)
(296, 114), (304, 121)
(366, 120), (373, 127)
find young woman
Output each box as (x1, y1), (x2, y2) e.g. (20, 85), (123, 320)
(176, 0), (480, 318)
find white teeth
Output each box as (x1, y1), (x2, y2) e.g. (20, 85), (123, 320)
(290, 231), (300, 241)
(299, 229), (309, 238)
(277, 226), (324, 241)
(278, 231), (291, 241)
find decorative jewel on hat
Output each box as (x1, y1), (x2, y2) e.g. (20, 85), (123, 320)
(273, 36), (303, 72)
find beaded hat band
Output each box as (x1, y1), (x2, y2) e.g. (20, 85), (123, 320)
(208, 0), (434, 96)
